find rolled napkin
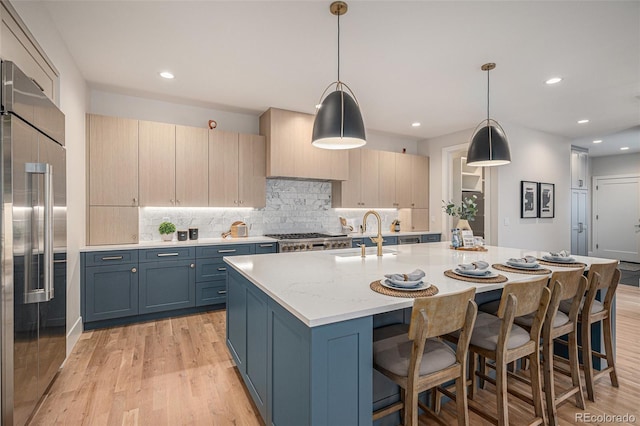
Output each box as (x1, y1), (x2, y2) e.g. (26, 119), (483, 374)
(549, 250), (571, 258)
(457, 261), (489, 271)
(508, 255), (538, 264)
(384, 269), (426, 282)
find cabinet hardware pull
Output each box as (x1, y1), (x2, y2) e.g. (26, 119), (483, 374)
(132, 197), (137, 204)
(131, 267), (137, 273)
(259, 244), (273, 248)
(190, 263), (195, 268)
(53, 260), (67, 264)
(218, 249), (236, 253)
(217, 290), (227, 295)
(170, 199), (175, 204)
(157, 253), (179, 257)
(217, 267), (227, 271)
(102, 256), (124, 261)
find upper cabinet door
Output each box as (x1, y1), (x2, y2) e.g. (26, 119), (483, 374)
(139, 120), (176, 206)
(176, 125), (209, 206)
(239, 134), (266, 208)
(360, 149), (380, 207)
(411, 155), (429, 208)
(571, 150), (588, 189)
(209, 130), (240, 207)
(378, 151), (397, 207)
(88, 114), (139, 206)
(395, 154), (412, 208)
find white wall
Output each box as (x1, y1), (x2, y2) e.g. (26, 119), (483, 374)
(591, 153), (640, 177)
(419, 122), (572, 251)
(12, 2), (88, 354)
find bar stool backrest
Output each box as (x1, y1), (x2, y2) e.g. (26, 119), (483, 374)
(549, 268), (588, 323)
(496, 277), (549, 319)
(408, 287), (477, 340)
(584, 262), (620, 313)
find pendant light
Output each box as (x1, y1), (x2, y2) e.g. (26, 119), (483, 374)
(466, 63), (511, 167)
(312, 1), (366, 150)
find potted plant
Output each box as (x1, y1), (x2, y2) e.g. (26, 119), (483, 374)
(442, 195), (478, 230)
(159, 221), (176, 242)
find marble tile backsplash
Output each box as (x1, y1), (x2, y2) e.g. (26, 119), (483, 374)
(139, 179), (398, 241)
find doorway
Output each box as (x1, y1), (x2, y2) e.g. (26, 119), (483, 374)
(592, 174), (640, 262)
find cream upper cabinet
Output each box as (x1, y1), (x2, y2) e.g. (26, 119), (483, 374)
(410, 155), (429, 208)
(88, 206), (138, 245)
(260, 107), (348, 181)
(138, 120), (176, 206)
(209, 130), (266, 208)
(1, 2), (58, 102)
(332, 149), (379, 208)
(395, 154), (412, 208)
(88, 114), (139, 206)
(176, 125), (209, 206)
(239, 133), (266, 208)
(378, 151), (397, 207)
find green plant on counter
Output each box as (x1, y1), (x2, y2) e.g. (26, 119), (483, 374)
(158, 221), (176, 235)
(442, 195), (478, 221)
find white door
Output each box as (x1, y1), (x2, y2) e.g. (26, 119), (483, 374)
(593, 175), (640, 262)
(571, 190), (588, 256)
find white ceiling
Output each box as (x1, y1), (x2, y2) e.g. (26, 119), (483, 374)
(38, 0), (640, 156)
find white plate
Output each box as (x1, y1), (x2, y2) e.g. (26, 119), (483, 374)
(505, 261), (541, 270)
(381, 280), (432, 292)
(453, 269), (498, 279)
(542, 255), (576, 263)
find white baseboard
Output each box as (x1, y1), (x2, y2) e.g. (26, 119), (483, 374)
(66, 315), (83, 358)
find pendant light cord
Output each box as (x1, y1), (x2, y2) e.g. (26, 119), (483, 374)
(337, 10), (341, 83)
(486, 67), (490, 122)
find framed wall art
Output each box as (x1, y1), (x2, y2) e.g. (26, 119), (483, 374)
(520, 180), (538, 218)
(538, 182), (555, 218)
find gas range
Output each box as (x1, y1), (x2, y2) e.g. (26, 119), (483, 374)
(264, 233), (352, 252)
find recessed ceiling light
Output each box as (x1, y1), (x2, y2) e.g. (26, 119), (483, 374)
(545, 77), (562, 85)
(593, 140), (602, 144)
(577, 119), (589, 124)
(159, 71), (175, 79)
(315, 104), (322, 109)
(620, 147), (629, 151)
(411, 122), (421, 127)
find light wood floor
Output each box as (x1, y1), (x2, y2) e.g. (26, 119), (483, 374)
(31, 286), (640, 426)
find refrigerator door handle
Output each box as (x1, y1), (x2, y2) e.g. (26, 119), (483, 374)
(24, 162), (54, 303)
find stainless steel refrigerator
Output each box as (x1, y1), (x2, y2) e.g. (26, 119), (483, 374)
(1, 61), (66, 425)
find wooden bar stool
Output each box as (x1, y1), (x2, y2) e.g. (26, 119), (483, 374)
(515, 269), (588, 426)
(558, 261), (620, 402)
(457, 277), (550, 426)
(372, 288), (477, 426)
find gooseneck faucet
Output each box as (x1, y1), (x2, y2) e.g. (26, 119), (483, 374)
(362, 210), (384, 256)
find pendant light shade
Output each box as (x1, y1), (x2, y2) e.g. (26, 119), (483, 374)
(467, 63), (511, 167)
(312, 1), (366, 150)
(312, 85), (366, 149)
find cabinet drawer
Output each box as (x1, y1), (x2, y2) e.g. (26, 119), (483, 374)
(196, 280), (227, 307)
(196, 258), (227, 282)
(352, 237), (397, 248)
(139, 247), (195, 262)
(421, 234), (441, 243)
(255, 242), (277, 254)
(196, 244), (254, 258)
(382, 236), (398, 246)
(84, 250), (138, 267)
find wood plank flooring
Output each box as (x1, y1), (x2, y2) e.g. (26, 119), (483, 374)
(31, 286), (640, 425)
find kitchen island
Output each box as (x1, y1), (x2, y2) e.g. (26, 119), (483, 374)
(224, 242), (615, 426)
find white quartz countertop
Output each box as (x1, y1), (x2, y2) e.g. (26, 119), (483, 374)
(80, 236), (278, 252)
(224, 242), (612, 328)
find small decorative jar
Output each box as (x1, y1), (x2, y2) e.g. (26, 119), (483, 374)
(177, 230), (188, 241)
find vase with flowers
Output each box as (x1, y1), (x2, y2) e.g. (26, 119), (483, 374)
(442, 195), (478, 230)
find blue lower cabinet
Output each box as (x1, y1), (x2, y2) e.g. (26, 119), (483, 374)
(255, 242), (277, 254)
(352, 236), (398, 248)
(227, 268), (373, 426)
(195, 280), (227, 307)
(85, 263), (139, 322)
(421, 233), (441, 243)
(138, 259), (195, 314)
(196, 258), (227, 281)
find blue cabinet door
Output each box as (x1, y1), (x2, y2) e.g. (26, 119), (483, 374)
(245, 285), (268, 419)
(227, 270), (247, 369)
(196, 280), (227, 307)
(421, 233), (441, 243)
(138, 259), (195, 314)
(85, 263), (139, 322)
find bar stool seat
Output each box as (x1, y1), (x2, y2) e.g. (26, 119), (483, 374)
(456, 312), (531, 351)
(480, 301), (570, 328)
(558, 298), (603, 314)
(374, 333), (457, 377)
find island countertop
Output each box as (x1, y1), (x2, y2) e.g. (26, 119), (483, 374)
(224, 241), (612, 327)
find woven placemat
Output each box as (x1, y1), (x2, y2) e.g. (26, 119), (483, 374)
(537, 259), (587, 268)
(370, 280), (439, 298)
(492, 263), (552, 275)
(444, 269), (508, 283)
